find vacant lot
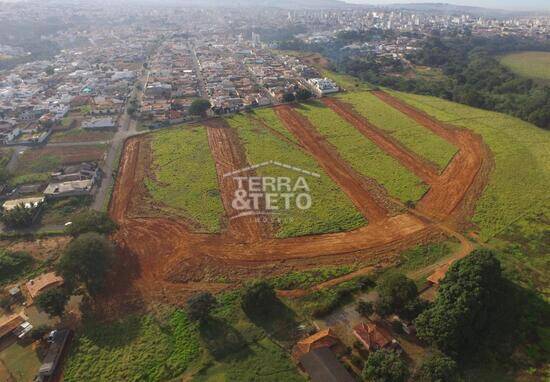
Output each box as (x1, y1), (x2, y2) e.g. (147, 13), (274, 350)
(392, 91), (550, 240)
(50, 128), (114, 143)
(145, 126), (224, 232)
(0, 342), (41, 382)
(14, 144), (106, 182)
(499, 51), (550, 81)
(295, 101), (428, 203)
(228, 111), (366, 237)
(336, 91), (457, 170)
(63, 310), (200, 381)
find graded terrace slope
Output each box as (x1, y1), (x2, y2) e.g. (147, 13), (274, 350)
(144, 126), (224, 232)
(227, 110), (366, 238)
(391, 90), (550, 240)
(336, 91), (457, 170)
(294, 101), (428, 203)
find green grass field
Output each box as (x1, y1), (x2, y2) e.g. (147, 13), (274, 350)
(391, 91), (550, 240)
(0, 342), (41, 382)
(490, 199), (550, 298)
(63, 310), (200, 381)
(295, 101), (428, 203)
(145, 126), (224, 232)
(227, 111), (366, 238)
(499, 51), (550, 81)
(50, 128), (114, 143)
(336, 91), (458, 170)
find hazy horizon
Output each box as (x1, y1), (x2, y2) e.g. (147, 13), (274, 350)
(347, 0), (550, 11)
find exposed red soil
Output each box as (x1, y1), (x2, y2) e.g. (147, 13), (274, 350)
(274, 104), (393, 222)
(322, 97), (439, 184)
(102, 90), (493, 310)
(372, 91), (493, 228)
(205, 118), (273, 241)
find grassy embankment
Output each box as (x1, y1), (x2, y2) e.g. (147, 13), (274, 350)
(336, 91), (457, 170)
(295, 101), (428, 203)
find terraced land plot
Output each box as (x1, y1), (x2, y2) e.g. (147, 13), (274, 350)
(391, 91), (550, 240)
(294, 101), (428, 203)
(336, 91), (457, 170)
(227, 111), (366, 238)
(145, 126), (224, 233)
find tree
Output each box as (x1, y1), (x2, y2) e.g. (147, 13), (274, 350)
(416, 353), (459, 382)
(57, 233), (113, 295)
(375, 273), (418, 317)
(282, 92), (296, 103)
(65, 210), (117, 237)
(241, 281), (277, 318)
(35, 287), (69, 317)
(356, 301), (374, 317)
(29, 324), (53, 342)
(414, 249), (516, 358)
(1, 205), (38, 229)
(187, 292), (217, 322)
(295, 88), (313, 101)
(189, 99), (211, 116)
(363, 349), (409, 382)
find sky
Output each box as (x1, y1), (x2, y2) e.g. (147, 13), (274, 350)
(347, 0), (550, 11)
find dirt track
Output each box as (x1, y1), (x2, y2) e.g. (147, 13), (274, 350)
(205, 118), (273, 241)
(105, 91), (492, 308)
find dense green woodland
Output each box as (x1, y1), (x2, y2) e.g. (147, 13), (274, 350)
(278, 32), (550, 130)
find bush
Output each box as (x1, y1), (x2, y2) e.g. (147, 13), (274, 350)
(1, 205), (38, 229)
(186, 292), (217, 322)
(35, 287), (70, 317)
(65, 210), (117, 236)
(363, 349), (409, 382)
(57, 233), (113, 295)
(241, 281), (277, 318)
(0, 250), (34, 284)
(189, 99), (211, 116)
(416, 353), (459, 382)
(356, 301), (374, 317)
(375, 273), (418, 317)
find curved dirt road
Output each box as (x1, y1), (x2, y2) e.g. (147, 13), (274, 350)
(105, 91), (492, 306)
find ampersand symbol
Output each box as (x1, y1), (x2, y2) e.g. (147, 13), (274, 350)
(232, 189), (251, 210)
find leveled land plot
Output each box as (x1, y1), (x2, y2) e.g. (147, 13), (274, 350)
(227, 112), (366, 238)
(0, 342), (41, 382)
(50, 128), (114, 143)
(499, 51), (550, 81)
(392, 91), (550, 240)
(145, 126), (224, 233)
(336, 91), (457, 170)
(13, 144), (107, 185)
(63, 310), (200, 381)
(295, 102), (428, 203)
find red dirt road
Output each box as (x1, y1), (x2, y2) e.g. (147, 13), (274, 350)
(372, 91), (493, 226)
(205, 119), (273, 241)
(274, 105), (391, 223)
(104, 90), (492, 308)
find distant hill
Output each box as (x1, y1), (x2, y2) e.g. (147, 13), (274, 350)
(177, 0), (354, 9)
(385, 3), (540, 16)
